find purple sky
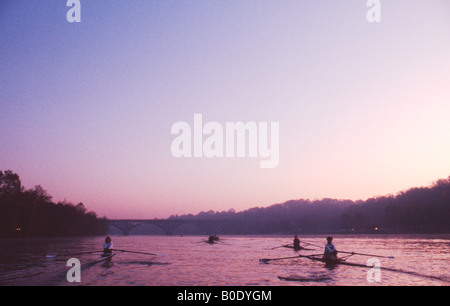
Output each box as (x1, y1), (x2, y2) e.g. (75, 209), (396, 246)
(1, 1), (449, 219)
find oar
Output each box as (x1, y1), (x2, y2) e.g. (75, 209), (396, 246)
(260, 255), (302, 263)
(302, 241), (322, 248)
(112, 249), (162, 256)
(260, 254), (323, 263)
(338, 251), (394, 259)
(270, 244), (290, 250)
(46, 250), (104, 258)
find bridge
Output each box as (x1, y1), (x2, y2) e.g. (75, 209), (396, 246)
(108, 219), (242, 236)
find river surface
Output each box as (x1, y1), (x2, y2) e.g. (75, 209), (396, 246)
(0, 235), (449, 286)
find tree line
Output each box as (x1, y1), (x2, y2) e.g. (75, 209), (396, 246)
(0, 170), (108, 238)
(2, 169), (449, 236)
(168, 177), (450, 234)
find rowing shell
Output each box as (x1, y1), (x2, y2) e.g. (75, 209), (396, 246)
(305, 255), (369, 268)
(84, 253), (116, 267)
(283, 245), (315, 251)
(260, 254), (368, 268)
(278, 276), (332, 282)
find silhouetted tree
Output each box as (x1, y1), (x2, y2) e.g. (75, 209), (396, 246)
(168, 176), (450, 234)
(0, 170), (22, 196)
(0, 170), (108, 238)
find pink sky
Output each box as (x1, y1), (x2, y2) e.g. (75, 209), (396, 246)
(1, 1), (449, 219)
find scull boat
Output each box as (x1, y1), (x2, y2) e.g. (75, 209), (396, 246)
(283, 245), (314, 251)
(83, 253), (116, 267)
(260, 254), (368, 268)
(273, 254), (450, 283)
(304, 255), (370, 268)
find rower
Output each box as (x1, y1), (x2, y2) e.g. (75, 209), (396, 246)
(103, 236), (113, 254)
(293, 235), (301, 250)
(208, 235), (215, 244)
(323, 236), (338, 262)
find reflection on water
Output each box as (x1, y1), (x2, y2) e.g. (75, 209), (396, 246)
(0, 235), (449, 286)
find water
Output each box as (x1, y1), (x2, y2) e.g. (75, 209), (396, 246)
(0, 235), (449, 286)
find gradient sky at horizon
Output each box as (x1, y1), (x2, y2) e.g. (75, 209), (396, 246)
(1, 0), (450, 219)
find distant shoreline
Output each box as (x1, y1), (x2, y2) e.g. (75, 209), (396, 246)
(2, 233), (450, 242)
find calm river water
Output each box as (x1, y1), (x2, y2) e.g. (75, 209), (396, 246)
(0, 235), (448, 286)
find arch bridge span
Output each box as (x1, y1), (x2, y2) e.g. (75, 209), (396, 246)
(108, 219), (234, 236)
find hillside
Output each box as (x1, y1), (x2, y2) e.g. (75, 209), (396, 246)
(168, 177), (450, 234)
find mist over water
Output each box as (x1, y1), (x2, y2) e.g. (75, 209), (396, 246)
(0, 235), (448, 286)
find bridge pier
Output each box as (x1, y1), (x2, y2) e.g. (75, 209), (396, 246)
(109, 220), (143, 236)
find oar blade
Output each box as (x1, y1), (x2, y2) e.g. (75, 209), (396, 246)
(338, 250), (395, 259)
(46, 250), (104, 258)
(113, 249), (161, 256)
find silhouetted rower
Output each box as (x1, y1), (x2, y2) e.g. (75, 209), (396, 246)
(208, 235), (219, 244)
(293, 235), (301, 250)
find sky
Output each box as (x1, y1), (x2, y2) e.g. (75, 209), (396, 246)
(1, 0), (449, 219)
